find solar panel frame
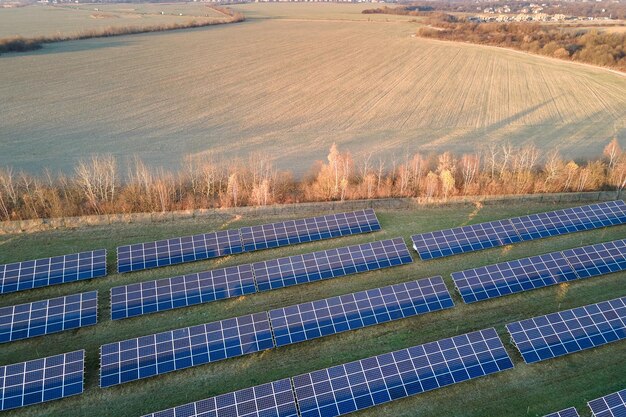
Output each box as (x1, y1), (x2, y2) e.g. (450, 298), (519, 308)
(141, 378), (299, 417)
(561, 239), (626, 279)
(116, 229), (244, 273)
(588, 388), (626, 417)
(451, 251), (579, 304)
(0, 291), (98, 343)
(411, 201), (626, 260)
(0, 350), (85, 411)
(99, 312), (274, 387)
(240, 209), (381, 252)
(268, 276), (454, 347)
(0, 250), (107, 294)
(252, 238), (413, 292)
(543, 407), (581, 417)
(506, 296), (626, 364)
(292, 327), (514, 417)
(110, 265), (256, 320)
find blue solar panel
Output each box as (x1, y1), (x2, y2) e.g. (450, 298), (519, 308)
(411, 220), (521, 260)
(269, 276), (453, 347)
(110, 265), (255, 320)
(562, 239), (626, 279)
(141, 378), (299, 417)
(543, 407), (580, 417)
(451, 251), (579, 304)
(588, 388), (626, 417)
(506, 296), (626, 364)
(411, 201), (626, 260)
(0, 291), (98, 343)
(253, 238), (412, 292)
(117, 229), (243, 273)
(100, 312), (274, 387)
(0, 350), (84, 411)
(240, 209), (380, 252)
(292, 328), (514, 417)
(0, 249), (107, 294)
(511, 201), (626, 241)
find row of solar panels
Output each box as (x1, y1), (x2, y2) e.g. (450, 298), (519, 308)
(101, 275), (454, 387)
(452, 238), (626, 303)
(0, 209), (381, 295)
(117, 209), (381, 273)
(2, 201), (623, 296)
(411, 200), (626, 260)
(0, 238), (413, 345)
(2, 288), (625, 413)
(111, 237), (413, 320)
(545, 388), (626, 417)
(141, 309), (626, 417)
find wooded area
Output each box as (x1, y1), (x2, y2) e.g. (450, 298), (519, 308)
(1, 140), (625, 221)
(417, 16), (626, 71)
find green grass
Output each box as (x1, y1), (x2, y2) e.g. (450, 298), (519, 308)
(0, 200), (625, 417)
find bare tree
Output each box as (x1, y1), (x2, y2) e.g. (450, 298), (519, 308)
(603, 137), (622, 169)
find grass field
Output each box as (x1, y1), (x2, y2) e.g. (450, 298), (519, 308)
(0, 3), (624, 175)
(0, 200), (624, 417)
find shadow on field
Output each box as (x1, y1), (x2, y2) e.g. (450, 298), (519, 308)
(0, 38), (133, 58)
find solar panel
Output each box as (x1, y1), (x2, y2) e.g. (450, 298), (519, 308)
(0, 350), (84, 411)
(506, 296), (626, 364)
(110, 265), (255, 320)
(543, 407), (580, 417)
(100, 312), (274, 387)
(411, 200), (626, 260)
(451, 251), (579, 304)
(512, 201), (626, 242)
(411, 219), (521, 260)
(0, 291), (98, 343)
(562, 239), (626, 279)
(141, 378), (299, 417)
(117, 229), (243, 273)
(292, 328), (514, 417)
(253, 238), (413, 292)
(0, 249), (107, 294)
(269, 276), (453, 347)
(240, 209), (381, 252)
(588, 388), (626, 417)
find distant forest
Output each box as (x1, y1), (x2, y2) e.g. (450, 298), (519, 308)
(0, 6), (244, 55)
(0, 140), (625, 221)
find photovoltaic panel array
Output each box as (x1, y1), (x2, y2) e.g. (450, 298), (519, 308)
(0, 291), (98, 344)
(117, 229), (243, 273)
(142, 378), (299, 417)
(110, 265), (255, 320)
(99, 312), (274, 387)
(0, 249), (107, 294)
(588, 388), (626, 417)
(543, 408), (580, 417)
(451, 238), (626, 304)
(269, 276), (453, 347)
(240, 209), (380, 252)
(110, 238), (411, 320)
(117, 209), (381, 273)
(411, 200), (626, 260)
(0, 350), (85, 411)
(506, 296), (626, 364)
(252, 238), (412, 292)
(562, 239), (626, 278)
(292, 328), (514, 417)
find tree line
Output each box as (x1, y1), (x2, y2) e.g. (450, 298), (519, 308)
(0, 6), (244, 55)
(415, 15), (626, 71)
(1, 139), (625, 222)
